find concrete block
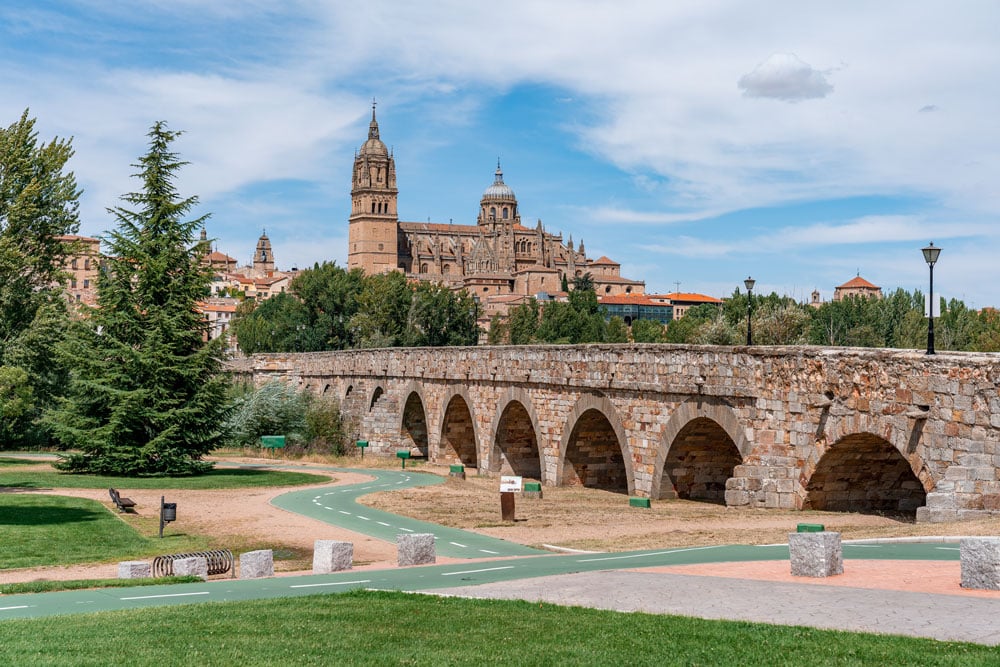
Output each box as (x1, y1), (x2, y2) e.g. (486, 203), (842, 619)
(789, 531), (843, 578)
(313, 540), (353, 574)
(173, 556), (208, 580)
(118, 561), (151, 579)
(924, 492), (957, 509)
(240, 549), (274, 579)
(961, 538), (1000, 590)
(917, 507), (959, 523)
(397, 533), (436, 566)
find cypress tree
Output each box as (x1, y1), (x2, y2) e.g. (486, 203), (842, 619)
(46, 122), (227, 475)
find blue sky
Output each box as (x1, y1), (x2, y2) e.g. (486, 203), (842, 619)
(3, 2), (998, 306)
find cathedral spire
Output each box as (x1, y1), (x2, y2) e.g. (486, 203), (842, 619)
(369, 98), (380, 140)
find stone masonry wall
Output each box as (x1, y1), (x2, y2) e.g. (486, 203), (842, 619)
(229, 344), (1000, 521)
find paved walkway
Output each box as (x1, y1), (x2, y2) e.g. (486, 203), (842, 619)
(429, 570), (1000, 645)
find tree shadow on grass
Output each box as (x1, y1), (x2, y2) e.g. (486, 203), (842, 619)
(0, 483), (54, 492)
(0, 503), (105, 526)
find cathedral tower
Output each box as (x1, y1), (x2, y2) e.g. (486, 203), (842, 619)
(253, 230), (275, 273)
(348, 103), (399, 274)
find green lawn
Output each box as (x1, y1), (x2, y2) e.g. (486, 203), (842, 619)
(0, 495), (153, 569)
(0, 466), (329, 490)
(0, 590), (993, 666)
(0, 464), (329, 570)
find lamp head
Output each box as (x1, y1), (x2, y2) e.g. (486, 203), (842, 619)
(922, 242), (941, 267)
(744, 276), (756, 292)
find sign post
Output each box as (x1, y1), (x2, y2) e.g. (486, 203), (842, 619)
(499, 476), (522, 522)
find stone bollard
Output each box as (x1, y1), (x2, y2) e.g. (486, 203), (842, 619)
(788, 531), (843, 577)
(173, 556), (209, 581)
(960, 537), (1000, 590)
(118, 561), (151, 579)
(313, 540), (353, 574)
(240, 549), (274, 579)
(397, 533), (436, 566)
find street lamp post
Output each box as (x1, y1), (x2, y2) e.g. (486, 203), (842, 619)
(922, 243), (941, 355)
(744, 276), (755, 346)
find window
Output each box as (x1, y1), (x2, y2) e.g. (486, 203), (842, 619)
(71, 259), (78, 269)
(378, 243), (384, 251)
(84, 279), (90, 288)
(84, 258), (90, 270)
(503, 207), (509, 219)
(490, 206), (496, 218)
(70, 279), (77, 288)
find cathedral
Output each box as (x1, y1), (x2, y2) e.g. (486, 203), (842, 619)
(347, 105), (644, 320)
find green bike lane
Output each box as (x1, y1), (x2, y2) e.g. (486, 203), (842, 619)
(268, 467), (543, 558)
(0, 463), (963, 621)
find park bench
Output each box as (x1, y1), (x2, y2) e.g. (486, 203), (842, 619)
(109, 488), (137, 513)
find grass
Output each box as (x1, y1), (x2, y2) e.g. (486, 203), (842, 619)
(0, 495), (156, 569)
(0, 590), (994, 665)
(0, 466), (330, 490)
(0, 576), (201, 595)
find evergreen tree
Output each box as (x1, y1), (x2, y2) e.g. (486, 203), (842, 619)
(0, 110), (80, 447)
(46, 122), (228, 476)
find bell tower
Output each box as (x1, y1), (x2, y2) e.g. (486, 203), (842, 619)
(348, 102), (399, 274)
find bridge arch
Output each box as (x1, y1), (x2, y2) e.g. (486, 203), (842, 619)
(558, 393), (633, 494)
(368, 385), (385, 412)
(652, 398), (747, 502)
(438, 387), (479, 468)
(490, 387), (543, 482)
(803, 431), (928, 513)
(398, 382), (429, 458)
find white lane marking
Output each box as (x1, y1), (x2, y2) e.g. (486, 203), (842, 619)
(442, 566), (515, 577)
(0, 605), (32, 611)
(398, 527), (414, 532)
(290, 580), (371, 589)
(479, 549), (499, 555)
(356, 516), (370, 521)
(542, 544), (600, 554)
(120, 592), (210, 601)
(338, 511), (351, 515)
(376, 521), (391, 526)
(936, 546), (960, 551)
(450, 542), (467, 548)
(577, 545), (721, 563)
(845, 544), (879, 548)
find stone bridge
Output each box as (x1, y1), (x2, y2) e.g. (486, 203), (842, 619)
(230, 344), (1000, 523)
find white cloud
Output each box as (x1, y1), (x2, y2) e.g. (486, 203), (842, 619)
(737, 53), (833, 101)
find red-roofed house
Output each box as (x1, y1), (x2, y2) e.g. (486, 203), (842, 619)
(833, 275), (882, 301)
(651, 292), (723, 319)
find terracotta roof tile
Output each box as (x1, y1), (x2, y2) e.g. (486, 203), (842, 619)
(656, 292), (723, 304)
(837, 275), (880, 289)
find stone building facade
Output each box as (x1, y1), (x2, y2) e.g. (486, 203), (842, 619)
(347, 106), (644, 320)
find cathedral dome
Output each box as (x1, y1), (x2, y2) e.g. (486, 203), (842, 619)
(482, 162), (516, 201)
(359, 105), (389, 158)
